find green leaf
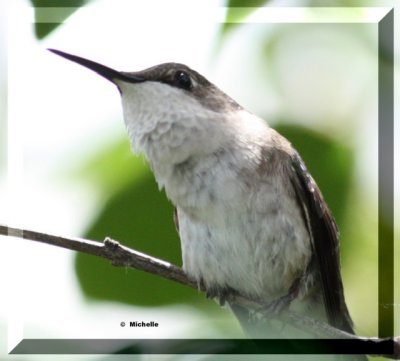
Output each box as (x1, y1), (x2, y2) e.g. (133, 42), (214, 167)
(30, 0), (87, 39)
(75, 137), (148, 193)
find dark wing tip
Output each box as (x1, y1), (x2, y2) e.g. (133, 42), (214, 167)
(289, 151), (354, 334)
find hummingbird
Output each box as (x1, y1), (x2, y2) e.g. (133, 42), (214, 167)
(48, 49), (362, 346)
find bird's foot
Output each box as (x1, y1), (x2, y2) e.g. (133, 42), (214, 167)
(204, 284), (238, 306)
(247, 290), (298, 335)
(259, 279), (301, 318)
(260, 292), (295, 317)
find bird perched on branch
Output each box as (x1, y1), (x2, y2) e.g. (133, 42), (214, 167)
(49, 49), (367, 360)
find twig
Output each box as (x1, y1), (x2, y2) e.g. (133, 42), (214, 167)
(0, 224), (398, 359)
(0, 224), (194, 288)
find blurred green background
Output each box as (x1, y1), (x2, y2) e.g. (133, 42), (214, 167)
(1, 1), (398, 360)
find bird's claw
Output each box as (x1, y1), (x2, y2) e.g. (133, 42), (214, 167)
(260, 292), (295, 317)
(258, 278), (300, 319)
(205, 285), (237, 306)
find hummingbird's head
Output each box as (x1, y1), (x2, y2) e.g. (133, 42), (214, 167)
(49, 49), (265, 170)
(114, 61), (245, 165)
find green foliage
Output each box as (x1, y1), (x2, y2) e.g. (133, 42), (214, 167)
(222, 0), (268, 36)
(30, 0), (87, 39)
(76, 138), (148, 193)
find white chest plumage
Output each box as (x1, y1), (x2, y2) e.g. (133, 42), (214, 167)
(163, 146), (312, 303)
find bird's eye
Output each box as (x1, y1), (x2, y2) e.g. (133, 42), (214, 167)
(174, 71), (192, 91)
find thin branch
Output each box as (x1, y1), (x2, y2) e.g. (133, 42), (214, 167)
(0, 224), (194, 288)
(0, 224), (398, 359)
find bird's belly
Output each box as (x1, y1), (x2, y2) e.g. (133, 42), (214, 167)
(178, 202), (311, 302)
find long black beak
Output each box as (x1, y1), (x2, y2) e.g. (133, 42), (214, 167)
(48, 49), (144, 84)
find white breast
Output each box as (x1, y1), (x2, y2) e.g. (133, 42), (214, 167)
(169, 149), (311, 302)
